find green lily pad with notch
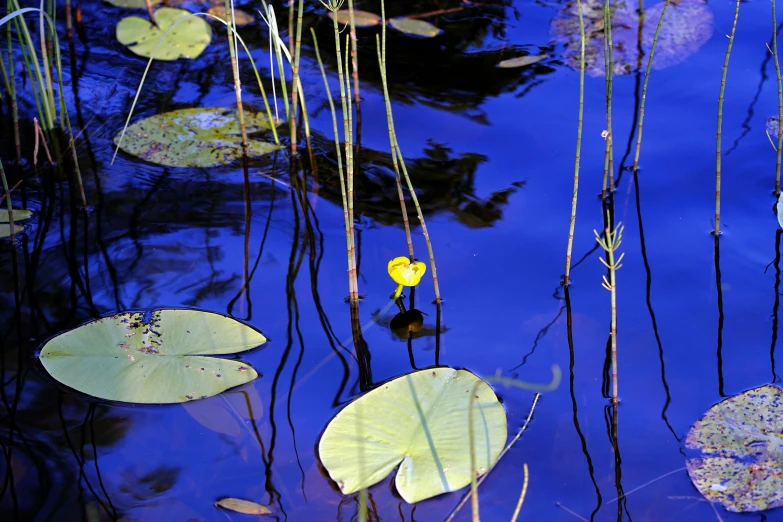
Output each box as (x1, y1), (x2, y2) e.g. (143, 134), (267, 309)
(318, 367), (507, 504)
(328, 9), (381, 28)
(685, 384), (783, 512)
(0, 224), (23, 238)
(105, 0), (162, 8)
(116, 7), (212, 61)
(389, 17), (442, 38)
(114, 107), (280, 167)
(39, 309), (267, 404)
(0, 209), (32, 222)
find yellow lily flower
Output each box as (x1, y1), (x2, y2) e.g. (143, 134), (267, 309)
(388, 257), (426, 298)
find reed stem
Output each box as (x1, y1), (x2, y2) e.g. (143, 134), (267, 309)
(716, 0), (741, 234)
(377, 0), (440, 302)
(5, 21), (21, 163)
(289, 0), (304, 155)
(563, 0), (586, 285)
(601, 0), (614, 198)
(632, 0), (669, 172)
(773, 0), (783, 194)
(0, 158), (14, 242)
(509, 464), (530, 522)
(224, 0), (249, 149)
(595, 218), (624, 403)
(347, 0), (361, 153)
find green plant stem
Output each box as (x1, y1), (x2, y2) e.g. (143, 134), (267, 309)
(224, 0), (249, 149)
(289, 0), (304, 155)
(266, 3), (291, 123)
(716, 0), (741, 234)
(596, 220), (624, 403)
(632, 0), (668, 172)
(312, 28), (356, 302)
(378, 0), (441, 302)
(774, 0), (783, 194)
(601, 0), (614, 199)
(38, 0), (55, 120)
(563, 0), (585, 285)
(468, 380), (481, 522)
(4, 23), (21, 162)
(330, 9), (358, 300)
(347, 0), (361, 152)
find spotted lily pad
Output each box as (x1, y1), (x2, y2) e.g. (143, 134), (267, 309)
(105, 0), (162, 8)
(116, 7), (212, 61)
(497, 54), (549, 68)
(39, 309), (266, 404)
(551, 0), (713, 77)
(328, 9), (380, 27)
(389, 17), (442, 38)
(0, 209), (32, 222)
(207, 5), (254, 26)
(318, 368), (507, 503)
(114, 107), (280, 167)
(685, 384), (783, 512)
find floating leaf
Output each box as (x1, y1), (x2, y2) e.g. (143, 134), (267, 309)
(328, 9), (380, 27)
(0, 224), (23, 238)
(497, 54), (549, 68)
(39, 309), (267, 404)
(318, 368), (506, 504)
(685, 384), (783, 512)
(389, 17), (442, 38)
(105, 0), (162, 8)
(551, 0), (713, 76)
(207, 5), (254, 26)
(778, 192), (783, 229)
(116, 7), (212, 61)
(0, 209), (32, 222)
(114, 107), (280, 167)
(215, 498), (271, 515)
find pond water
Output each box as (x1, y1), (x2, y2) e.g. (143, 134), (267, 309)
(2, 0), (783, 520)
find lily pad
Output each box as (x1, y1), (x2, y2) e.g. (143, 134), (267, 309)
(685, 384), (783, 512)
(114, 107), (280, 167)
(498, 54), (549, 69)
(215, 498), (271, 515)
(328, 9), (380, 28)
(0, 209), (32, 222)
(551, 0), (713, 77)
(105, 0), (162, 8)
(0, 224), (23, 238)
(116, 7), (212, 61)
(39, 309), (266, 404)
(318, 368), (507, 504)
(207, 5), (254, 26)
(389, 17), (442, 38)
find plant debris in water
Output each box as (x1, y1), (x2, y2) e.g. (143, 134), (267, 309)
(105, 0), (162, 8)
(114, 107), (279, 167)
(207, 5), (254, 26)
(328, 9), (381, 27)
(389, 17), (442, 38)
(497, 54), (549, 68)
(551, 0), (713, 76)
(215, 498), (271, 515)
(685, 384), (783, 512)
(116, 7), (213, 61)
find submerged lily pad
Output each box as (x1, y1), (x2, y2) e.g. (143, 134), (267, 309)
(114, 107), (280, 167)
(116, 7), (212, 60)
(328, 9), (380, 27)
(318, 368), (506, 504)
(685, 384), (783, 512)
(0, 209), (32, 222)
(389, 17), (442, 38)
(207, 5), (254, 26)
(497, 54), (549, 69)
(551, 0), (713, 77)
(39, 309), (266, 404)
(0, 224), (23, 238)
(105, 0), (162, 8)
